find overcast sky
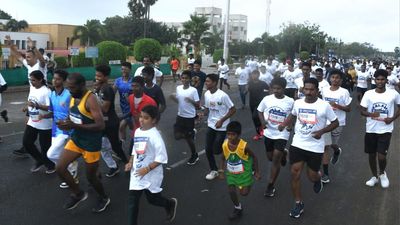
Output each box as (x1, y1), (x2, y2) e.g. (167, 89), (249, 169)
(2, 0), (399, 51)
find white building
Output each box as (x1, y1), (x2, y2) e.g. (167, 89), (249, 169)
(228, 14), (247, 42)
(194, 7), (223, 32)
(0, 31), (50, 50)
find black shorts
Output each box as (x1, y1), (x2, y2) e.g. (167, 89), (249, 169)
(264, 137), (287, 152)
(289, 146), (323, 172)
(173, 116), (195, 139)
(356, 87), (367, 95)
(364, 133), (392, 155)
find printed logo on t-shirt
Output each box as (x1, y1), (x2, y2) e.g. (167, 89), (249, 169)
(134, 137), (149, 155)
(69, 113), (83, 124)
(371, 102), (389, 121)
(324, 97), (339, 110)
(298, 108), (317, 134)
(268, 107), (287, 124)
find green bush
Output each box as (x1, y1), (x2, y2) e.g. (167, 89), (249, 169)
(213, 49), (223, 63)
(133, 38), (162, 62)
(299, 51), (310, 61)
(278, 52), (287, 61)
(72, 52), (93, 67)
(54, 56), (68, 68)
(96, 41), (127, 65)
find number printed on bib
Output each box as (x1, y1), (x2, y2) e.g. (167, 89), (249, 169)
(298, 108), (317, 124)
(227, 160), (244, 174)
(268, 110), (286, 124)
(134, 137), (149, 155)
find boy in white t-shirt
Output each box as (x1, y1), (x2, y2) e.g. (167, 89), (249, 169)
(356, 64), (369, 103)
(202, 73), (236, 180)
(279, 78), (338, 219)
(170, 70), (200, 165)
(257, 78), (294, 197)
(320, 69), (352, 183)
(235, 63), (250, 108)
(360, 69), (400, 189)
(218, 58), (230, 90)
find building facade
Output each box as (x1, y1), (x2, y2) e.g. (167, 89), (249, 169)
(194, 7), (223, 33)
(228, 14), (247, 42)
(26, 24), (80, 50)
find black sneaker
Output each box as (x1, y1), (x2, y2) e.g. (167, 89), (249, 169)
(228, 207), (243, 220)
(166, 198), (178, 222)
(63, 192), (88, 210)
(1, 110), (8, 123)
(330, 148), (342, 165)
(264, 185), (276, 197)
(30, 163), (44, 173)
(281, 148), (288, 166)
(45, 165), (56, 174)
(321, 174), (330, 183)
(313, 179), (323, 193)
(187, 153), (199, 165)
(105, 166), (120, 178)
(92, 196), (111, 213)
(13, 146), (29, 158)
(289, 202), (304, 218)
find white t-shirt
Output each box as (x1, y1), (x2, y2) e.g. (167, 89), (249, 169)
(265, 64), (276, 75)
(368, 67), (376, 85)
(278, 63), (288, 74)
(176, 85), (199, 118)
(386, 74), (399, 90)
(295, 77), (305, 99)
(134, 66), (163, 84)
(27, 85), (52, 130)
(218, 64), (229, 79)
(318, 80), (330, 94)
(360, 89), (400, 134)
(204, 89), (234, 131)
(354, 63), (362, 71)
(356, 71), (369, 88)
(281, 70), (299, 89)
(0, 73), (6, 106)
(321, 87), (352, 126)
(291, 98), (337, 153)
(129, 127), (168, 193)
(188, 58), (195, 64)
(22, 59), (47, 86)
(257, 94), (294, 140)
(236, 67), (250, 85)
(259, 71), (273, 85)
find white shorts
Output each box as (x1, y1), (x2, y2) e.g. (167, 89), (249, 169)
(47, 134), (69, 163)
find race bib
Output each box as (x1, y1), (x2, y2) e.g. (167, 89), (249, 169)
(324, 97), (340, 110)
(134, 137), (149, 155)
(298, 109), (317, 124)
(29, 110), (40, 122)
(268, 110), (286, 124)
(69, 114), (82, 124)
(227, 160), (244, 174)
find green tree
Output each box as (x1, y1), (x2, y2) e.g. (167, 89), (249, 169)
(0, 9), (12, 19)
(128, 0), (158, 20)
(133, 38), (162, 62)
(182, 14), (210, 58)
(395, 47), (400, 58)
(71, 20), (105, 46)
(95, 41), (127, 65)
(5, 19), (28, 31)
(202, 26), (223, 55)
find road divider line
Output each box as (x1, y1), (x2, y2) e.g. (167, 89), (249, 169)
(167, 149), (205, 169)
(1, 131), (24, 138)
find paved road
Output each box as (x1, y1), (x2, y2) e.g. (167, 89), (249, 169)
(0, 75), (399, 225)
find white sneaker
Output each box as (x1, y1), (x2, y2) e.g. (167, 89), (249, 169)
(365, 176), (379, 187)
(205, 170), (219, 180)
(379, 172), (390, 188)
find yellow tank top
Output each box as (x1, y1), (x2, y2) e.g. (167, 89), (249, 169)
(222, 139), (248, 161)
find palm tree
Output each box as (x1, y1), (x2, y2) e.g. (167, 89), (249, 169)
(202, 26), (224, 55)
(127, 0), (158, 37)
(5, 19), (28, 31)
(17, 20), (28, 31)
(182, 14), (210, 58)
(70, 20), (105, 46)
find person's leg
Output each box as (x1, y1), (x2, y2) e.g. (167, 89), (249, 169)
(291, 161), (304, 202)
(224, 79), (230, 89)
(238, 85), (246, 107)
(128, 190), (143, 225)
(377, 153), (386, 175)
(185, 136), (196, 156)
(144, 190), (177, 222)
(56, 150), (82, 195)
(119, 119), (129, 142)
(228, 185), (240, 206)
(322, 146), (330, 176)
(101, 137), (118, 169)
(105, 124), (128, 163)
(85, 161), (107, 198)
(219, 78), (223, 89)
(23, 125), (42, 164)
(38, 129), (55, 169)
(205, 128), (218, 171)
(269, 149), (284, 186)
(47, 135), (68, 164)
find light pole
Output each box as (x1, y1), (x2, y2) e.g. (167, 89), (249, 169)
(223, 0), (230, 61)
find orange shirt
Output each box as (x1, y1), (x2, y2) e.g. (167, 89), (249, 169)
(170, 59), (179, 70)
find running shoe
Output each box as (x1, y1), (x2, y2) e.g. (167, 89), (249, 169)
(205, 170), (219, 180)
(166, 198), (178, 222)
(313, 179), (323, 193)
(321, 174), (330, 183)
(330, 148), (342, 165)
(106, 166), (120, 178)
(45, 165), (56, 174)
(13, 146), (29, 158)
(379, 172), (389, 188)
(64, 191), (88, 210)
(1, 110), (8, 123)
(365, 176), (379, 187)
(289, 202), (304, 218)
(92, 196), (111, 213)
(264, 185), (276, 197)
(60, 177), (80, 189)
(187, 153), (199, 165)
(252, 134), (263, 141)
(30, 163), (44, 173)
(228, 207), (243, 220)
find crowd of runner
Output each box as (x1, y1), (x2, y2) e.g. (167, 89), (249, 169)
(0, 35), (399, 225)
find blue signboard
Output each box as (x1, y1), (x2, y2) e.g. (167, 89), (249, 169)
(85, 47), (98, 58)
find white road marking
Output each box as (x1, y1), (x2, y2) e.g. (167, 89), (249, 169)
(168, 149), (205, 169)
(9, 101), (25, 105)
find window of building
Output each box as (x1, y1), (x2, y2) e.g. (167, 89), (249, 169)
(241, 27), (244, 31)
(47, 41), (50, 49)
(21, 40), (26, 50)
(233, 26), (238, 31)
(67, 37), (70, 48)
(16, 40), (20, 49)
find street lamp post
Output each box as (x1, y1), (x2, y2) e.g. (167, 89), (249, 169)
(223, 0), (230, 61)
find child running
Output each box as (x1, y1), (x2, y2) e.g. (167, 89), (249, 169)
(221, 121), (260, 220)
(125, 105), (177, 225)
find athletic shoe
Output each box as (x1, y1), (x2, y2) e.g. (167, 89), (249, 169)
(105, 166), (120, 178)
(205, 170), (219, 180)
(60, 176), (80, 189)
(13, 147), (29, 158)
(289, 202), (304, 218)
(228, 208), (243, 220)
(45, 166), (56, 174)
(281, 148), (288, 167)
(166, 198), (178, 222)
(365, 176), (379, 187)
(1, 110), (8, 123)
(187, 153), (199, 165)
(330, 148), (342, 165)
(92, 196), (111, 213)
(63, 191), (88, 210)
(0, 136), (3, 143)
(30, 163), (44, 173)
(264, 185), (276, 197)
(252, 134), (263, 141)
(313, 179), (323, 193)
(379, 172), (389, 188)
(321, 174), (330, 183)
